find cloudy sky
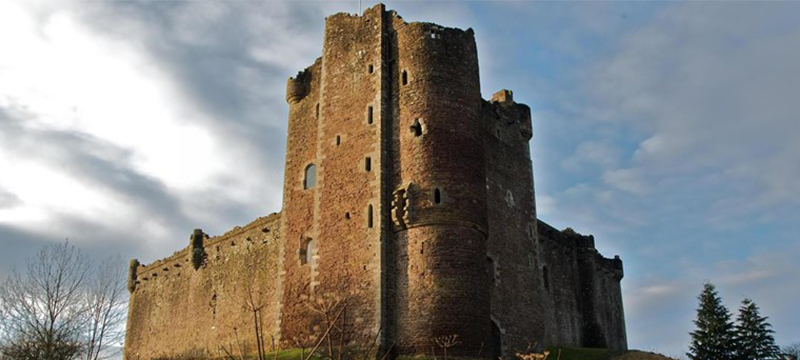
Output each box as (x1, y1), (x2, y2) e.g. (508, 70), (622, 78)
(1, 0), (798, 357)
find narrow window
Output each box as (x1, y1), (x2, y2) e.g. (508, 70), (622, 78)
(410, 118), (423, 137)
(368, 64), (374, 74)
(336, 135), (341, 146)
(316, 103), (320, 119)
(487, 257), (495, 285)
(402, 70), (408, 85)
(300, 238), (314, 265)
(367, 106), (374, 124)
(365, 157), (372, 172)
(434, 188), (441, 204)
(345, 212), (351, 219)
(304, 164), (316, 189)
(543, 266), (550, 291)
(367, 204), (374, 228)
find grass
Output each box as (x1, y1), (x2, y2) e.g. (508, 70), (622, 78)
(544, 347), (675, 360)
(545, 347), (617, 360)
(200, 347), (673, 360)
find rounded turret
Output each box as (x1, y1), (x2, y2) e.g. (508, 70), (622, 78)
(392, 19), (490, 356)
(285, 73), (308, 104)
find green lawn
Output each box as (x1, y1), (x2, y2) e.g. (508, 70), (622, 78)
(545, 347), (617, 360)
(212, 347), (672, 360)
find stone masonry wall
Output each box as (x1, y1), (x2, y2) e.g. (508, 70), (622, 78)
(387, 13), (491, 356)
(537, 221), (628, 351)
(278, 5), (385, 350)
(125, 214), (282, 360)
(483, 91), (542, 356)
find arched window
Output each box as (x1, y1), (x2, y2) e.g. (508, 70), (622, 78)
(542, 265), (550, 291)
(434, 188), (442, 204)
(304, 164), (316, 189)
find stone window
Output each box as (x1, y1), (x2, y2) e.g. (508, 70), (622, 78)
(316, 103), (320, 119)
(300, 237), (314, 266)
(304, 164), (316, 189)
(487, 256), (496, 285)
(542, 265), (550, 291)
(433, 188), (442, 204)
(402, 70), (408, 85)
(367, 106), (374, 124)
(345, 212), (351, 219)
(410, 118), (424, 137)
(365, 157), (372, 172)
(336, 135), (341, 146)
(368, 64), (374, 74)
(367, 204), (374, 228)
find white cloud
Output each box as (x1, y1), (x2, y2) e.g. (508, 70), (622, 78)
(584, 2), (800, 214)
(562, 140), (621, 172)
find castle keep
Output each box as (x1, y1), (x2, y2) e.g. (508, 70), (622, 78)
(124, 5), (626, 359)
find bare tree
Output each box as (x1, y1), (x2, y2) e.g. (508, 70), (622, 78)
(83, 257), (127, 360)
(0, 241), (89, 360)
(783, 342), (800, 360)
(0, 241), (128, 360)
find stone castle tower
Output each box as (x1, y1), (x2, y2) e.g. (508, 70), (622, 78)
(124, 5), (626, 359)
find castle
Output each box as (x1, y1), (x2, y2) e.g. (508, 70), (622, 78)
(124, 5), (626, 359)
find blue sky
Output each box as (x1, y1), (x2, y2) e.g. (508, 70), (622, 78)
(0, 1), (798, 358)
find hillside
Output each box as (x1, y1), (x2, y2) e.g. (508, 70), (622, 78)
(548, 347), (676, 360)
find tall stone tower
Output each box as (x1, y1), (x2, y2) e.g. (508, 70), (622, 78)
(123, 5), (626, 359)
(279, 4), (493, 355)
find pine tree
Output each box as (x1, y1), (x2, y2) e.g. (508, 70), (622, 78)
(734, 298), (781, 360)
(687, 282), (736, 360)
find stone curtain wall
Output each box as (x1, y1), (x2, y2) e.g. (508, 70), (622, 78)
(537, 221), (628, 351)
(125, 214), (282, 359)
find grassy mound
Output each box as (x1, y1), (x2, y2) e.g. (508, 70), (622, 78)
(545, 347), (675, 360)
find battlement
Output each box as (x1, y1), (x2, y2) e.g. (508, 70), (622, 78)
(129, 213), (281, 287)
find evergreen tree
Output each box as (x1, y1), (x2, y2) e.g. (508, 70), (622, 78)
(734, 298), (781, 360)
(687, 282), (736, 360)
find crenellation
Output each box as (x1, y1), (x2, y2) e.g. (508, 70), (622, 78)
(125, 5), (626, 359)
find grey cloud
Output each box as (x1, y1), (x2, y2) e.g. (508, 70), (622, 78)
(0, 220), (143, 281)
(0, 107), (189, 228)
(0, 187), (21, 210)
(67, 1), (327, 218)
(583, 2), (800, 214)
